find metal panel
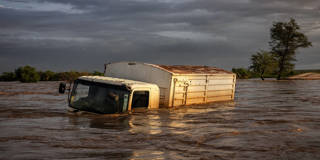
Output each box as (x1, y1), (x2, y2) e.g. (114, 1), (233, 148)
(189, 79), (206, 85)
(172, 74), (236, 106)
(208, 75), (234, 79)
(105, 62), (236, 107)
(208, 79), (234, 85)
(232, 75), (236, 99)
(207, 84), (233, 91)
(186, 98), (205, 105)
(174, 99), (185, 106)
(187, 92), (205, 98)
(188, 76), (207, 80)
(207, 90), (233, 97)
(188, 86), (206, 92)
(174, 86), (186, 93)
(105, 62), (173, 106)
(207, 95), (232, 102)
(173, 93), (184, 99)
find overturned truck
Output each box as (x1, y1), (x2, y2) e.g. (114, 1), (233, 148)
(60, 62), (236, 114)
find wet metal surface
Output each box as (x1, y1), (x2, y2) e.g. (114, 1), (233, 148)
(157, 65), (232, 74)
(0, 80), (320, 159)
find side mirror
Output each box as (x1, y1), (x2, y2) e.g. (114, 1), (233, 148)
(59, 82), (66, 94)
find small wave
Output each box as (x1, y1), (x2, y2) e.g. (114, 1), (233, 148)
(0, 91), (59, 96)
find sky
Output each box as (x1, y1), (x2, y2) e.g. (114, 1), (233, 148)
(0, 0), (319, 73)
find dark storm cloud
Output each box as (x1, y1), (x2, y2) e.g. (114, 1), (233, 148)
(0, 0), (320, 72)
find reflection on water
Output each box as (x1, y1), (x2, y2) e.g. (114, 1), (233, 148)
(0, 80), (320, 159)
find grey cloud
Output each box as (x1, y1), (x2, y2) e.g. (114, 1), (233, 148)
(1, 0), (87, 14)
(0, 0), (320, 72)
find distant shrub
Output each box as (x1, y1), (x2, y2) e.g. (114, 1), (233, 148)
(53, 71), (91, 82)
(0, 72), (17, 81)
(39, 70), (56, 81)
(92, 71), (104, 76)
(15, 66), (40, 83)
(232, 68), (251, 79)
(0, 66), (104, 82)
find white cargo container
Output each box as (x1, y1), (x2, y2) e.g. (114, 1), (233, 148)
(104, 62), (236, 107)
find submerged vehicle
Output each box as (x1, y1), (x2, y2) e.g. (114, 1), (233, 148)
(59, 62), (236, 114)
(60, 76), (159, 114)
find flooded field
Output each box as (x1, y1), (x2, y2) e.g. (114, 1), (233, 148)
(0, 80), (320, 160)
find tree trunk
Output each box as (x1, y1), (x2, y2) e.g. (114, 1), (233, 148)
(260, 70), (265, 81)
(277, 66), (283, 80)
(277, 55), (285, 80)
(277, 71), (282, 80)
(278, 37), (290, 80)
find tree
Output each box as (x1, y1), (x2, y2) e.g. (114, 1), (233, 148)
(269, 18), (312, 80)
(15, 65), (40, 83)
(250, 51), (277, 80)
(92, 71), (104, 76)
(232, 68), (250, 79)
(0, 72), (17, 81)
(53, 71), (90, 82)
(39, 70), (55, 81)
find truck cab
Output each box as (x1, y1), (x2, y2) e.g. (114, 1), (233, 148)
(65, 76), (159, 114)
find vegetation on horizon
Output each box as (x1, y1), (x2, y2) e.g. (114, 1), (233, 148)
(233, 18), (312, 80)
(0, 65), (104, 83)
(249, 50), (277, 80)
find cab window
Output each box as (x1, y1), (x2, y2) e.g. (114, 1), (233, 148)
(132, 91), (149, 108)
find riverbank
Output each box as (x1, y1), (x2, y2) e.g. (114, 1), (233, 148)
(287, 72), (320, 80)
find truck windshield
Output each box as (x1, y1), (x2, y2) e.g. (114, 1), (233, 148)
(69, 80), (130, 114)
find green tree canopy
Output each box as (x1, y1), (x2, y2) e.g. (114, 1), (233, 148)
(269, 18), (312, 80)
(250, 51), (277, 80)
(15, 65), (40, 83)
(92, 71), (104, 76)
(0, 68), (101, 82)
(232, 68), (250, 79)
(39, 70), (55, 81)
(0, 72), (17, 81)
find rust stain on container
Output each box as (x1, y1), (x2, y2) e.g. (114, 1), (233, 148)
(157, 65), (232, 74)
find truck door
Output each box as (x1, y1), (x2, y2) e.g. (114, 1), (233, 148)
(131, 90), (150, 109)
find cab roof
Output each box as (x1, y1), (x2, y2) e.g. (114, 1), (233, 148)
(78, 76), (159, 90)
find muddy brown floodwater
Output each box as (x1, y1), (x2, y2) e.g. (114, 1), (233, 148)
(0, 80), (320, 160)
